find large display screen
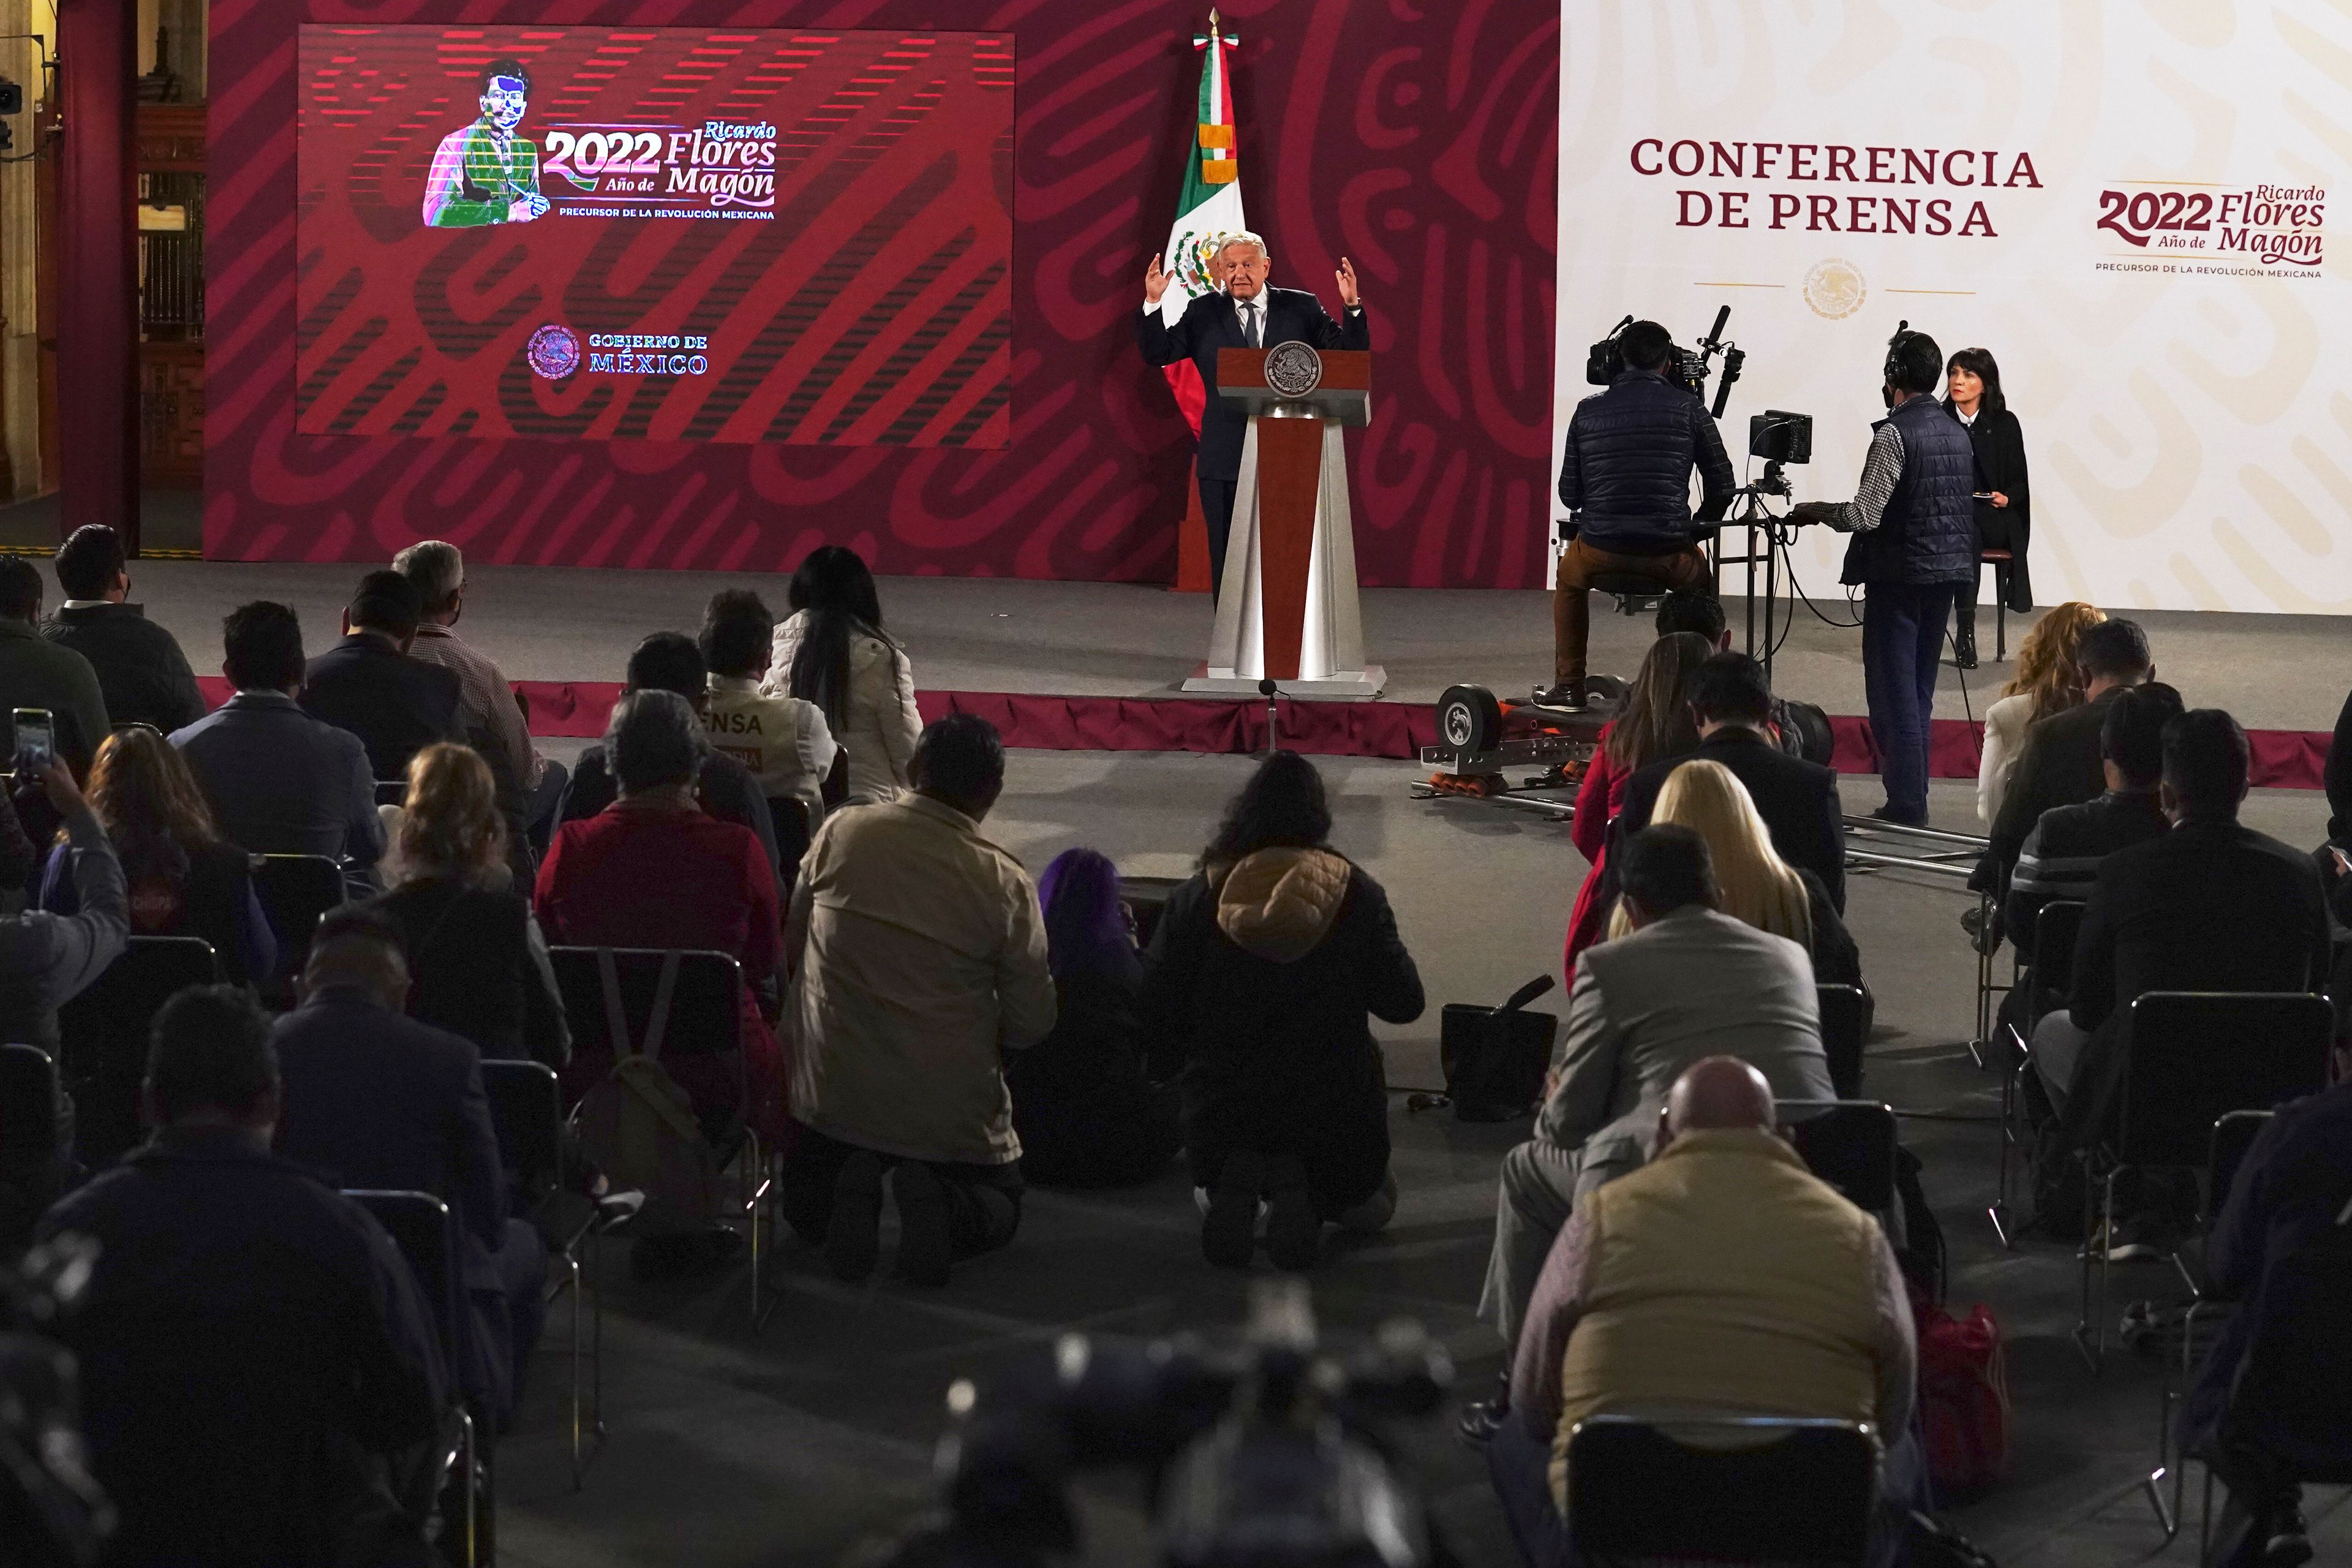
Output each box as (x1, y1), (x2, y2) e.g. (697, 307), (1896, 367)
(295, 25), (1014, 448)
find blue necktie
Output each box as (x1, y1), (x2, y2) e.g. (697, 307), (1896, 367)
(1241, 303), (1261, 348)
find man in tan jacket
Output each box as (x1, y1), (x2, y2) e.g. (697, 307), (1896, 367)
(779, 714), (1056, 1287)
(1487, 1057), (1919, 1568)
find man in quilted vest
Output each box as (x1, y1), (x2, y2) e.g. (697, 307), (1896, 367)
(1488, 1056), (1920, 1568)
(1547, 321), (1736, 709)
(1794, 330), (1979, 826)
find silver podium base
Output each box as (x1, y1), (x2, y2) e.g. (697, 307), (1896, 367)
(1181, 663), (1387, 701)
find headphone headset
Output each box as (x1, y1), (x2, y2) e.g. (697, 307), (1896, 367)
(1883, 318), (1918, 385)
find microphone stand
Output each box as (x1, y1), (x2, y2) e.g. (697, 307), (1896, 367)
(1258, 678), (1281, 755)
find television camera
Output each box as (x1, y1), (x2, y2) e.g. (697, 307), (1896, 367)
(1587, 305), (1746, 419)
(871, 1282), (1457, 1568)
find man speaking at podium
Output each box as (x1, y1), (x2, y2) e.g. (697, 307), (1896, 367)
(1136, 233), (1368, 597)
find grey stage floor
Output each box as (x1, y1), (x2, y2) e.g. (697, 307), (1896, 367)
(67, 559), (2352, 733)
(487, 755), (2340, 1568)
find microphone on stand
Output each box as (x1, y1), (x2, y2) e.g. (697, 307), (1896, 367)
(1258, 678), (1280, 755)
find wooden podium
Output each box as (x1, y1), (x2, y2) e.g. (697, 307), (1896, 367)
(1183, 346), (1384, 699)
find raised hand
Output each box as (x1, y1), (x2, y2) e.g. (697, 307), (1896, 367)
(1335, 255), (1360, 309)
(1144, 252), (1171, 305)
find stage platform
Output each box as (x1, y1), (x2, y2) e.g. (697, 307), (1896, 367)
(70, 559), (2352, 783)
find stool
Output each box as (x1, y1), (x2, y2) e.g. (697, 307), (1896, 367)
(1980, 549), (2015, 660)
(1585, 572), (1668, 617)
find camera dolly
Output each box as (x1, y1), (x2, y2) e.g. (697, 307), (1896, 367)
(1409, 681), (1619, 822)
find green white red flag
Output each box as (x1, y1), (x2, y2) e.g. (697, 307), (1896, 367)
(1155, 10), (1246, 437)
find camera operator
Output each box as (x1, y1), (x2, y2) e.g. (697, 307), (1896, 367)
(1547, 320), (1734, 711)
(1792, 330), (1977, 827)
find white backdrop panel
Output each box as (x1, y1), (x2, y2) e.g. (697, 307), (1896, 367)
(1554, 1), (2350, 614)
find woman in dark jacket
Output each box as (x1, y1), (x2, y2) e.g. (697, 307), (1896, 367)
(1944, 346), (2032, 668)
(1142, 752), (1424, 1271)
(370, 743), (569, 1068)
(1006, 848), (1180, 1189)
(39, 726), (276, 983)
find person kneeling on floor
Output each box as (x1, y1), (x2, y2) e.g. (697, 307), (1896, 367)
(1488, 1056), (1923, 1568)
(1141, 751), (1425, 1270)
(780, 714), (1057, 1287)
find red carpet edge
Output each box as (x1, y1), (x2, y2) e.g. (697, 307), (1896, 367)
(191, 678), (2329, 791)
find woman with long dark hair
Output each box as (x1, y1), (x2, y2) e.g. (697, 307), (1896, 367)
(760, 546), (922, 804)
(40, 727), (275, 983)
(1005, 848), (1180, 1188)
(1943, 347), (2032, 668)
(370, 743), (569, 1067)
(1560, 630), (1714, 970)
(1142, 752), (1423, 1270)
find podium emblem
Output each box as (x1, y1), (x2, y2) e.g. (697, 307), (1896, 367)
(1264, 341), (1324, 398)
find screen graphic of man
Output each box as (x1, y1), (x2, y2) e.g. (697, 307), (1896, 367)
(421, 58), (549, 228)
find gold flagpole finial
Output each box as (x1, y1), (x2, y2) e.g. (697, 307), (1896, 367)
(1207, 8), (1220, 29)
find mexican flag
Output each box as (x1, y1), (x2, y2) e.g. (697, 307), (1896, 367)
(1159, 10), (1245, 589)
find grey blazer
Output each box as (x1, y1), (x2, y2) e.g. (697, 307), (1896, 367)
(1539, 906), (1833, 1198)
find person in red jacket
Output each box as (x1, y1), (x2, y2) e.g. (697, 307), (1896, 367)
(535, 689), (785, 1142)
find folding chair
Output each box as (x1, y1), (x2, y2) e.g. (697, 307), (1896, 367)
(1120, 875), (1185, 951)
(547, 946), (774, 1326)
(2169, 1195), (2352, 1562)
(767, 797), (813, 901)
(1776, 1099), (1899, 1213)
(1816, 984), (1870, 1099)
(1989, 899), (2084, 1248)
(2076, 992), (2332, 1369)
(345, 1189), (480, 1568)
(57, 935), (221, 1166)
(1969, 884), (2009, 1073)
(0, 1043), (66, 1253)
(1565, 1412), (1879, 1567)
(375, 780), (408, 807)
(251, 853), (350, 995)
(2147, 1110), (2274, 1539)
(481, 1058), (612, 1487)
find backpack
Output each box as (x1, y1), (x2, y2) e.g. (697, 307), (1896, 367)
(1913, 1289), (2011, 1499)
(572, 949), (724, 1231)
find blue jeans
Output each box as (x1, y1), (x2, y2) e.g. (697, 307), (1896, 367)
(1861, 582), (1958, 823)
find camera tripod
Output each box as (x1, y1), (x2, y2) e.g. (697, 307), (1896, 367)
(1707, 459), (1796, 687)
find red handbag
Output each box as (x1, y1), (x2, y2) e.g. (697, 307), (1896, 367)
(1914, 1291), (2012, 1498)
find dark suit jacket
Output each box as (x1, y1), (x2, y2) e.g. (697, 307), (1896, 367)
(1134, 285), (1368, 481)
(274, 989), (509, 1296)
(2068, 818), (2331, 1036)
(35, 1126), (443, 1566)
(43, 601), (208, 734)
(301, 633), (461, 781)
(2181, 1080), (2352, 1453)
(2326, 685), (2352, 844)
(170, 691), (385, 867)
(1980, 687), (2124, 894)
(1618, 726), (1847, 911)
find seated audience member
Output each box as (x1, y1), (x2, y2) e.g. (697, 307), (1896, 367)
(42, 523), (207, 734)
(551, 631), (784, 893)
(275, 907), (545, 1431)
(762, 545), (921, 804)
(1490, 1057), (1918, 1568)
(2002, 683), (2182, 963)
(2326, 683), (2350, 849)
(39, 726), (276, 984)
(1006, 847), (1180, 1189)
(1629, 758), (1860, 988)
(1656, 590), (1832, 762)
(1477, 827), (1830, 1357)
(1, 760), (127, 1050)
(1563, 631), (1711, 968)
(2178, 1078), (2352, 1568)
(780, 715), (1055, 1286)
(701, 588), (837, 824)
(369, 744), (568, 1068)
(1977, 601), (2105, 826)
(392, 540), (565, 853)
(0, 554), (109, 775)
(537, 689), (786, 1140)
(172, 601), (385, 875)
(36, 985), (445, 1566)
(1979, 615), (2153, 895)
(1142, 751), (1423, 1271)
(2038, 710), (2331, 1205)
(300, 570), (461, 782)
(1618, 652), (1846, 911)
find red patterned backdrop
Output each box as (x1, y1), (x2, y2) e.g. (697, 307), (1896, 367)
(208, 0), (1560, 585)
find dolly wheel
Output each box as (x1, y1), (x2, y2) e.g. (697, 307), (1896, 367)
(1436, 685), (1503, 754)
